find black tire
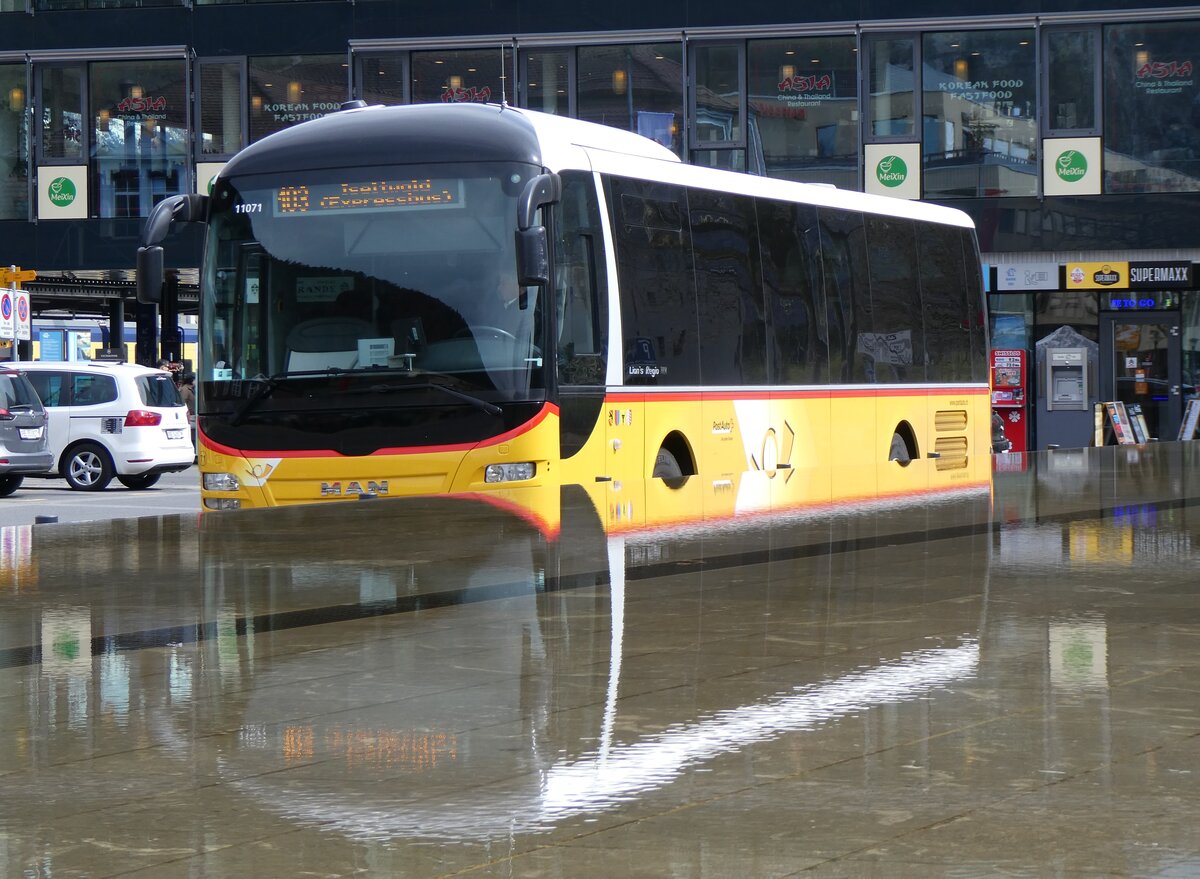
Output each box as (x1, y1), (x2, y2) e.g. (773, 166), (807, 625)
(117, 472), (161, 490)
(652, 447), (684, 479)
(888, 432), (911, 464)
(0, 474), (23, 497)
(63, 442), (114, 491)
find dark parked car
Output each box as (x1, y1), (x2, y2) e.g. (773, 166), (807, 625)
(0, 368), (53, 496)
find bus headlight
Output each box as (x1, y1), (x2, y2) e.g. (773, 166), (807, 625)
(203, 472), (241, 491)
(484, 462), (535, 483)
(204, 497), (242, 510)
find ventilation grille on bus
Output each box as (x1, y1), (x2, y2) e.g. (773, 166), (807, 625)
(935, 409), (968, 432)
(934, 436), (969, 470)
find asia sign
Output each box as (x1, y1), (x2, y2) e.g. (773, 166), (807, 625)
(1065, 261), (1129, 290)
(1135, 60), (1194, 97)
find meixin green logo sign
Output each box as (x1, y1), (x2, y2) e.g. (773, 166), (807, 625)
(47, 176), (77, 207)
(876, 155), (908, 188)
(1055, 150), (1088, 182)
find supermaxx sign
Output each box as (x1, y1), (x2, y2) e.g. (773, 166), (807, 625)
(1128, 261), (1192, 289)
(1066, 260), (1196, 290)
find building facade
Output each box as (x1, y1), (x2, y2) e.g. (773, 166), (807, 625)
(3, 0), (1200, 447)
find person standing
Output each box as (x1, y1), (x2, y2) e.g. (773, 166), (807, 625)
(179, 373), (196, 458)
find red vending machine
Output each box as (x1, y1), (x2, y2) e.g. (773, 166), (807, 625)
(990, 349), (1029, 453)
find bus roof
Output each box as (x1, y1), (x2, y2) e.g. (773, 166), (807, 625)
(221, 102), (973, 231)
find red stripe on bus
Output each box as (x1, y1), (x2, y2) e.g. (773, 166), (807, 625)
(606, 386), (987, 403)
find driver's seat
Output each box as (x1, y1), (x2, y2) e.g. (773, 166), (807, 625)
(285, 317), (373, 371)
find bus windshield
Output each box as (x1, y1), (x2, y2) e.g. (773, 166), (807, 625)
(200, 161), (547, 441)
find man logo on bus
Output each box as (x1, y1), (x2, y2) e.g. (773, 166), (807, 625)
(47, 177), (77, 207)
(1055, 150), (1088, 182)
(876, 155), (908, 188)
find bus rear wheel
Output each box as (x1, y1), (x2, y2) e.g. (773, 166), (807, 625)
(653, 448), (683, 479)
(888, 432), (912, 465)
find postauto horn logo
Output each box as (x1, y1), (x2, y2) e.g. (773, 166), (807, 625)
(1055, 150), (1088, 182)
(47, 177), (77, 207)
(876, 155), (908, 188)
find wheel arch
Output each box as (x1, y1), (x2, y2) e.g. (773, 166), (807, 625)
(889, 420), (919, 464)
(655, 430), (696, 477)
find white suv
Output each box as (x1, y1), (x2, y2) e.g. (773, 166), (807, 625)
(17, 361), (194, 491)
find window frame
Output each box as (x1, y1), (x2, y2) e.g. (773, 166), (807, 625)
(861, 31), (922, 145)
(519, 47), (576, 118)
(194, 56), (248, 162)
(688, 39), (746, 153)
(1041, 24), (1102, 138)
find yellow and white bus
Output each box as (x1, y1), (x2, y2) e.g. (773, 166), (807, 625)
(138, 102), (989, 510)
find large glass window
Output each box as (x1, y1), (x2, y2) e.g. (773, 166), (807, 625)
(1104, 21), (1200, 193)
(749, 36), (858, 187)
(1044, 28), (1098, 133)
(248, 55), (346, 143)
(693, 44), (742, 145)
(90, 60), (188, 219)
(39, 64), (84, 164)
(358, 54), (406, 106)
(578, 44), (682, 157)
(921, 29), (1037, 198)
(198, 60), (244, 158)
(866, 36), (917, 138)
(411, 48), (510, 105)
(523, 50), (572, 117)
(0, 65), (28, 220)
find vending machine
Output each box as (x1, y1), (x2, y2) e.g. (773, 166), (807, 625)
(990, 348), (1029, 452)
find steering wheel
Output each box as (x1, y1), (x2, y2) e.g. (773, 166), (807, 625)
(456, 326), (516, 342)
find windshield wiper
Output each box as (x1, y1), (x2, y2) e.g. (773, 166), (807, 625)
(345, 380), (502, 416)
(228, 367), (381, 426)
(229, 368), (503, 425)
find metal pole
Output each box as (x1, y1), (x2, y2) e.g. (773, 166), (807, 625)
(9, 265), (16, 362)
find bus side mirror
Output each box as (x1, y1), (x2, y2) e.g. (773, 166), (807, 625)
(516, 226), (550, 287)
(137, 192), (209, 304)
(517, 173), (561, 232)
(137, 246), (164, 304)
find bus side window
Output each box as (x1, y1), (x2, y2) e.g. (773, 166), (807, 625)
(555, 172), (608, 386)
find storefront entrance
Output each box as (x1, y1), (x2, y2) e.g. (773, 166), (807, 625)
(1100, 313), (1182, 441)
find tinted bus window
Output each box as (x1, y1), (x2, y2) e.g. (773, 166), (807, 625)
(818, 209), (872, 384)
(607, 176), (699, 386)
(962, 228), (988, 382)
(689, 189), (767, 385)
(758, 199), (826, 384)
(555, 171), (608, 387)
(918, 222), (973, 382)
(864, 215), (925, 383)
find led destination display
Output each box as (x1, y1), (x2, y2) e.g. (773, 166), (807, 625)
(274, 179), (464, 216)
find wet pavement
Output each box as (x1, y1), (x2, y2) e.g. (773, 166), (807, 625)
(0, 443), (1197, 877)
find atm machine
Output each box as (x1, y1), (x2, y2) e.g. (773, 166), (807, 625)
(1036, 343), (1097, 449)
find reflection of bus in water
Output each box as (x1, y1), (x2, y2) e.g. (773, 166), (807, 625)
(194, 465), (990, 842)
(138, 102), (989, 510)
